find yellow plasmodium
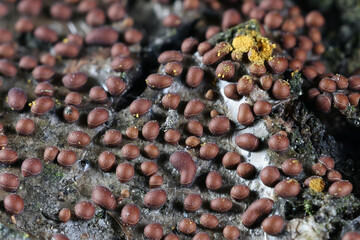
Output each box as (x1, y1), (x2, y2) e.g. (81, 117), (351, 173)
(231, 29), (275, 64)
(309, 178), (325, 192)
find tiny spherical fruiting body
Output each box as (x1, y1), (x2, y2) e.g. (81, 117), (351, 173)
(144, 144), (160, 159)
(164, 129), (181, 145)
(164, 62), (183, 77)
(311, 163), (327, 176)
(140, 161), (158, 176)
(327, 170), (342, 182)
(0, 148), (19, 165)
(202, 42), (232, 65)
(8, 87), (27, 111)
(264, 11), (283, 29)
(222, 9), (242, 30)
(178, 218), (197, 235)
(215, 61), (235, 80)
(222, 151), (242, 169)
(162, 93), (181, 109)
(281, 158), (303, 176)
(58, 208), (71, 223)
(169, 151), (196, 186)
(57, 149), (77, 167)
(0, 134), (7, 148)
(21, 157), (43, 177)
(208, 116), (230, 135)
(87, 107), (109, 128)
(19, 55), (37, 70)
(272, 80), (291, 100)
(187, 120), (203, 136)
(235, 133), (259, 151)
(262, 215), (285, 236)
(224, 84), (241, 100)
(111, 56), (134, 72)
(230, 185), (250, 201)
(237, 162), (256, 179)
(237, 75), (254, 95)
(308, 88), (320, 100)
(65, 92), (82, 106)
(86, 27), (119, 46)
(52, 234), (69, 240)
(142, 121), (160, 141)
(259, 75), (273, 90)
(349, 92), (360, 106)
(62, 72), (88, 90)
(332, 74), (348, 89)
(184, 99), (205, 118)
(210, 198), (233, 212)
(63, 106), (79, 123)
(206, 171), (222, 190)
(164, 234), (180, 240)
(305, 11), (325, 28)
(342, 232), (360, 240)
(199, 143), (219, 160)
(181, 37), (198, 53)
(121, 204), (140, 225)
(106, 76), (126, 96)
(268, 132), (290, 153)
(146, 74), (173, 89)
(149, 175), (163, 188)
(124, 28), (143, 45)
(237, 103), (254, 125)
(15, 118), (35, 135)
(126, 126), (139, 140)
(315, 94), (332, 113)
(32, 65), (54, 81)
(268, 57), (288, 74)
(318, 155), (335, 170)
(67, 131), (91, 147)
(158, 51), (183, 64)
(144, 223), (163, 240)
(92, 186), (117, 210)
(260, 166), (281, 187)
(253, 100), (272, 116)
(328, 180), (353, 198)
(74, 201), (95, 220)
(121, 144), (140, 160)
(241, 198), (273, 228)
(223, 225), (240, 240)
(143, 189), (167, 209)
(34, 82), (54, 97)
(31, 97), (54, 115)
(103, 129), (122, 147)
(4, 194), (24, 215)
(275, 179), (301, 198)
(186, 66), (204, 87)
(0, 173), (20, 192)
(89, 86), (107, 103)
(318, 77), (336, 93)
(116, 163), (135, 183)
(183, 194), (202, 211)
(249, 63), (266, 77)
(193, 232), (210, 240)
(200, 214), (218, 229)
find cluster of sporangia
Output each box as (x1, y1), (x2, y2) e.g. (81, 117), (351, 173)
(0, 0), (358, 239)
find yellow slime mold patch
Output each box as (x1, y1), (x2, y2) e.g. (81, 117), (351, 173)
(231, 29), (275, 64)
